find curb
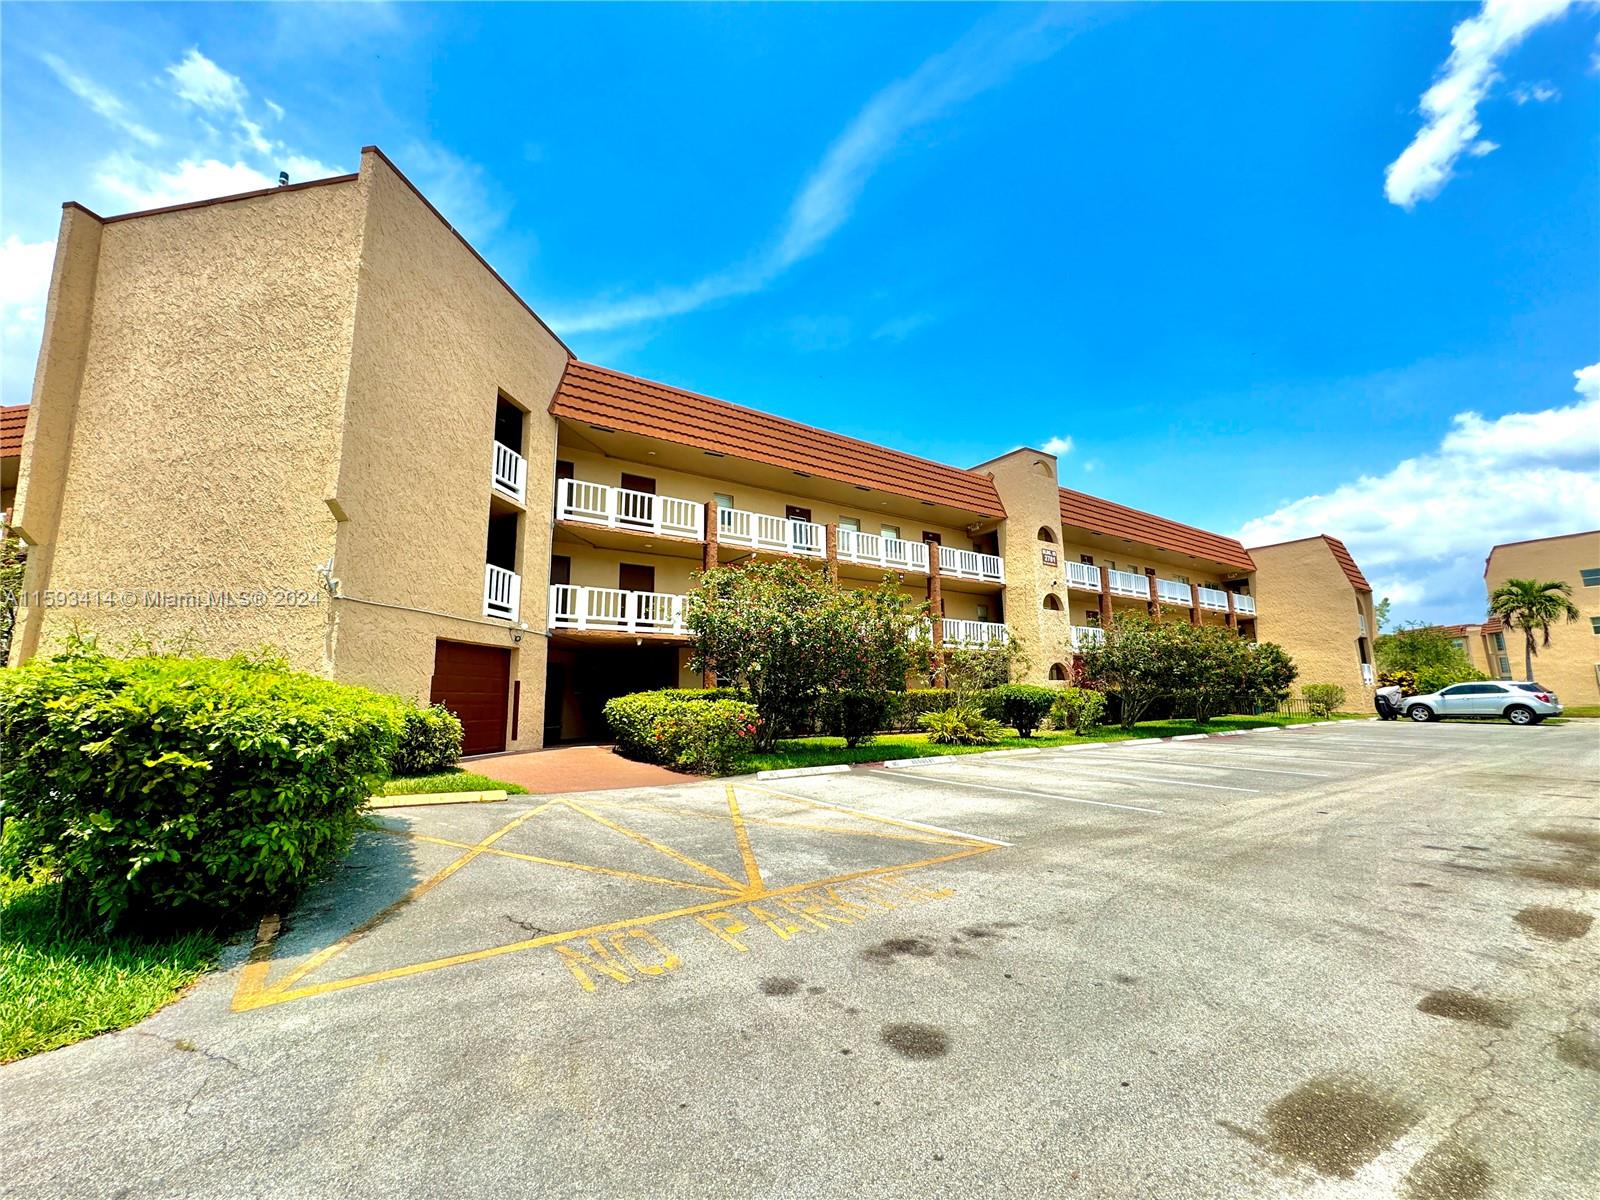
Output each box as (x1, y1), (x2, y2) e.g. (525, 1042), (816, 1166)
(881, 747), (1042, 770)
(368, 790), (508, 809)
(756, 764), (853, 781)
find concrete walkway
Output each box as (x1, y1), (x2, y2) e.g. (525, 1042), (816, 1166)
(465, 742), (702, 793)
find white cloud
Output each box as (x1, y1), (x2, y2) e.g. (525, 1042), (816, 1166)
(1237, 363), (1600, 623)
(166, 48), (249, 114)
(1, 237), (59, 407)
(39, 53), (161, 147)
(1041, 435), (1074, 457)
(396, 140), (505, 244)
(551, 8), (1078, 335)
(93, 155), (278, 211)
(1384, 0), (1576, 209)
(1510, 80), (1561, 102)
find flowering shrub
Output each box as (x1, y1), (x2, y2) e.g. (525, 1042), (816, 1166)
(1050, 687), (1107, 734)
(1301, 683), (1347, 717)
(602, 691), (761, 774)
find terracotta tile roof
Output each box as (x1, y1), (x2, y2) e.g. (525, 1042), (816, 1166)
(1433, 618), (1503, 637)
(1058, 487), (1255, 571)
(1321, 536), (1371, 592)
(0, 406), (27, 458)
(550, 361), (1006, 517)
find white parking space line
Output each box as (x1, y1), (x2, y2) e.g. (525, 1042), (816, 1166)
(1149, 747), (1389, 768)
(1069, 754), (1333, 779)
(972, 759), (1260, 793)
(864, 768), (1163, 815)
(746, 783), (1016, 848)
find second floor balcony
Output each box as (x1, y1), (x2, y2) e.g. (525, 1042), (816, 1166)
(549, 584), (688, 635)
(491, 441), (527, 504)
(1155, 577), (1192, 606)
(1064, 561), (1101, 591)
(1233, 593), (1256, 617)
(484, 564), (521, 621)
(556, 479), (704, 541)
(837, 528), (930, 574)
(1107, 568), (1150, 598)
(939, 618), (1010, 648)
(717, 507), (826, 558)
(1071, 625), (1105, 648)
(1196, 586), (1230, 612)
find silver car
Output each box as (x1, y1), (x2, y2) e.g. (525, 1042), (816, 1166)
(1403, 681), (1563, 725)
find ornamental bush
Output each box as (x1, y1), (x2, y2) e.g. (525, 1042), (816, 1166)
(1301, 683), (1347, 717)
(920, 703), (1005, 746)
(820, 690), (893, 747)
(602, 690), (760, 774)
(884, 689), (960, 731)
(390, 704), (464, 775)
(0, 642), (406, 931)
(982, 684), (1056, 738)
(1050, 687), (1108, 734)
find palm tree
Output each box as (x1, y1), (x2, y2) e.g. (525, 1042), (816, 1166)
(1487, 578), (1580, 681)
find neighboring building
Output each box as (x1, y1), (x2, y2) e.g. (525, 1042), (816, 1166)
(9, 147), (1361, 753)
(1432, 617), (1510, 679)
(1, 405), (25, 516)
(1481, 531), (1600, 703)
(1246, 536), (1377, 702)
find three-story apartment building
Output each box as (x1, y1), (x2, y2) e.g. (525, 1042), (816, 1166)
(7, 147), (1367, 753)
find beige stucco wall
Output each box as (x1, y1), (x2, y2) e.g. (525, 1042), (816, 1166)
(975, 448), (1067, 681)
(1250, 538), (1374, 704)
(11, 182), (364, 667)
(326, 150), (571, 748)
(1485, 532), (1600, 702)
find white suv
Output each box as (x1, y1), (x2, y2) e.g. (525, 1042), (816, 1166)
(1403, 681), (1563, 725)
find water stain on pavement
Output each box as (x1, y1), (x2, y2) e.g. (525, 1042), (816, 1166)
(1219, 1076), (1420, 1179)
(1513, 829), (1600, 889)
(1417, 989), (1513, 1029)
(880, 1022), (950, 1060)
(1400, 1140), (1491, 1200)
(862, 937), (938, 964)
(1555, 1031), (1600, 1072)
(759, 976), (801, 997)
(1513, 906), (1593, 941)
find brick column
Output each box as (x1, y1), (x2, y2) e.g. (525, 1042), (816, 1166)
(824, 522), (839, 583)
(1188, 585), (1201, 627)
(1097, 565), (1113, 631)
(701, 503), (717, 687)
(1225, 590), (1238, 632)
(1146, 572), (1160, 620)
(928, 546), (945, 688)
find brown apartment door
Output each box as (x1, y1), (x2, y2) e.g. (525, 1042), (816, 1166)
(430, 640), (511, 756)
(785, 505), (811, 523)
(619, 564), (656, 594)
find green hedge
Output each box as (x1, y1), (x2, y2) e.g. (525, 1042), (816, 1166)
(602, 691), (761, 774)
(981, 685), (1057, 738)
(390, 704), (464, 775)
(0, 645), (406, 930)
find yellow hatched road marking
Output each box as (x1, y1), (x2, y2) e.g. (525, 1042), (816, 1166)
(399, 831), (741, 896)
(575, 795), (970, 847)
(724, 785), (764, 894)
(746, 782), (1000, 847)
(559, 797), (747, 892)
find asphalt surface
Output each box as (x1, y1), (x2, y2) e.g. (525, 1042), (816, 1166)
(4, 719), (1597, 1199)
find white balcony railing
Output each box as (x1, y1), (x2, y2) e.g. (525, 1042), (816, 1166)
(1233, 594), (1257, 617)
(1107, 569), (1150, 598)
(1155, 578), (1192, 606)
(548, 585), (687, 634)
(491, 442), (527, 503)
(1071, 625), (1105, 649)
(1358, 614), (1368, 636)
(1196, 586), (1230, 611)
(939, 619), (1010, 648)
(837, 529), (930, 573)
(1361, 662), (1375, 685)
(555, 479), (704, 540)
(938, 545), (1004, 584)
(1064, 561), (1101, 591)
(484, 564), (521, 621)
(717, 507), (825, 557)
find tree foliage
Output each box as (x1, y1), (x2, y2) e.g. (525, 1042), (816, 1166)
(685, 560), (924, 749)
(1487, 577), (1580, 681)
(1374, 624), (1487, 693)
(1078, 613), (1297, 728)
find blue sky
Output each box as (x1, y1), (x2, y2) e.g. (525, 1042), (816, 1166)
(3, 1), (1597, 623)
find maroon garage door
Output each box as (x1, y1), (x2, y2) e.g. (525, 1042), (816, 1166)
(429, 641), (511, 756)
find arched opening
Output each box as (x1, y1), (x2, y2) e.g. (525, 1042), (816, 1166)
(1048, 663), (1068, 681)
(1042, 593), (1063, 611)
(1037, 526), (1056, 543)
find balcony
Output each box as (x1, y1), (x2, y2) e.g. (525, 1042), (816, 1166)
(548, 585), (688, 635)
(1064, 561), (1101, 591)
(1361, 662), (1375, 685)
(1196, 586), (1230, 612)
(1155, 578), (1192, 606)
(491, 442), (527, 504)
(1107, 568), (1149, 599)
(484, 564), (521, 621)
(1071, 625), (1105, 649)
(1233, 594), (1257, 617)
(556, 479), (704, 540)
(837, 529), (929, 574)
(717, 507), (826, 558)
(938, 545), (1004, 585)
(939, 619), (1010, 648)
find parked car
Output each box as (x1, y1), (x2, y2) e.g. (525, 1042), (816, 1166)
(1402, 681), (1562, 725)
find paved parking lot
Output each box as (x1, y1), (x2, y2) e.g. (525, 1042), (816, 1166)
(4, 720), (1597, 1198)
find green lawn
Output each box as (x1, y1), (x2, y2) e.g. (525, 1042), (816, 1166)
(0, 874), (221, 1063)
(374, 768), (530, 796)
(1558, 705), (1600, 718)
(739, 712), (1366, 773)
